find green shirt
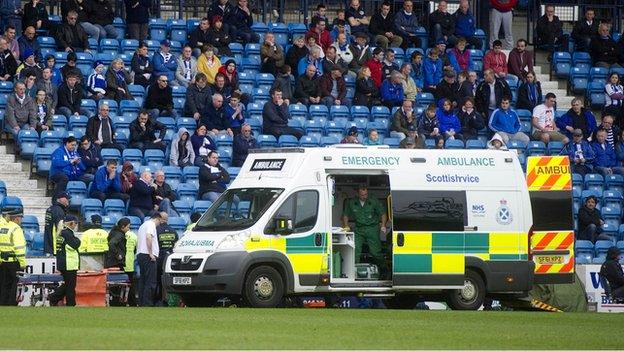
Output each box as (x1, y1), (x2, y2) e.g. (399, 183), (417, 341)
(343, 197), (386, 227)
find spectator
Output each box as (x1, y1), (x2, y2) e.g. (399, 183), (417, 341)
(532, 93), (568, 144)
(556, 98), (597, 140)
(128, 171), (157, 221)
(380, 71), (405, 108)
(36, 67), (57, 108)
(33, 88), (52, 133)
(320, 65), (350, 108)
(592, 128), (624, 176)
(475, 69), (512, 116)
(175, 45), (197, 88)
(56, 11), (90, 53)
(604, 72), (624, 121)
(207, 16), (232, 57)
(16, 48), (39, 81)
(86, 104), (122, 150)
(271, 65), (294, 105)
(135, 212), (163, 306)
(295, 64), (321, 105)
(207, 0), (236, 40)
(1, 1), (22, 35)
(572, 9), (598, 52)
(86, 60), (106, 101)
(124, 0), (150, 40)
(197, 45), (221, 85)
(341, 126), (360, 144)
(199, 150), (229, 201)
(447, 37), (471, 74)
(228, 0), (259, 44)
(169, 127), (195, 168)
(153, 170), (178, 217)
(590, 23), (621, 69)
(90, 159), (129, 203)
(144, 74), (177, 118)
(489, 97), (529, 144)
(188, 17), (210, 57)
(201, 93), (232, 137)
(260, 32), (285, 75)
(600, 247), (624, 299)
(363, 129), (381, 145)
(103, 217), (129, 270)
(297, 46), (322, 78)
(453, 0), (481, 49)
(45, 55), (62, 85)
(429, 0), (456, 46)
(578, 195), (611, 243)
(88, 0), (117, 40)
(184, 72), (211, 121)
(458, 97), (485, 140)
(507, 39), (533, 81)
(77, 135), (102, 175)
(400, 124), (425, 149)
(489, 0), (516, 50)
(458, 70), (478, 101)
(0, 37), (16, 81)
(399, 63), (417, 102)
(105, 58), (133, 102)
(516, 71), (542, 111)
(418, 104), (443, 146)
(435, 70), (460, 106)
(353, 66), (380, 107)
(394, 0), (421, 49)
(322, 46), (350, 79)
(348, 32), (370, 72)
(596, 115), (620, 148)
(381, 49), (399, 81)
(330, 12), (351, 44)
(232, 123), (257, 167)
(370, 2), (402, 51)
(423, 47), (443, 94)
(535, 4), (567, 57)
(3, 25), (19, 60)
(263, 87), (303, 139)
(22, 0), (49, 31)
(615, 129), (624, 165)
(50, 136), (92, 196)
(409, 51), (424, 90)
(286, 35), (308, 73)
(191, 124), (216, 166)
(365, 47), (384, 88)
(130, 42), (153, 87)
(345, 0), (370, 35)
(392, 99), (416, 139)
(305, 19), (331, 53)
(209, 73), (232, 100)
(5, 81), (35, 135)
(484, 40), (507, 78)
(333, 33), (354, 69)
(57, 73), (92, 118)
(153, 40), (178, 84)
(218, 60), (246, 101)
(311, 3), (328, 29)
(17, 26), (41, 63)
(487, 133), (507, 150)
(224, 92), (245, 135)
(437, 98), (462, 141)
(60, 52), (83, 82)
(129, 110), (166, 151)
(562, 128), (595, 176)
(120, 160), (137, 194)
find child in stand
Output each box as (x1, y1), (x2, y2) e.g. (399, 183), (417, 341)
(87, 60), (106, 101)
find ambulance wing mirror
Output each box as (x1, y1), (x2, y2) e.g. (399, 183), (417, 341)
(274, 216), (293, 235)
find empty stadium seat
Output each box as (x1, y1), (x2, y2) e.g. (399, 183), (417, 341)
(66, 181), (87, 210)
(104, 199), (126, 217)
(81, 199), (103, 219)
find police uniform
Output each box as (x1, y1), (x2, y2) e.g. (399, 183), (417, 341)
(49, 216), (81, 306)
(343, 195), (387, 270)
(155, 223), (178, 304)
(125, 230), (138, 306)
(0, 208), (26, 306)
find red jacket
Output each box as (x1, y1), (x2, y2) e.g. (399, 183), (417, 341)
(319, 73), (347, 100)
(490, 0), (517, 12)
(366, 58), (384, 88)
(304, 29), (332, 52)
(484, 50), (508, 76)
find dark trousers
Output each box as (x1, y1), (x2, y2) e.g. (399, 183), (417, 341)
(155, 251), (170, 304)
(100, 142), (124, 152)
(51, 172), (94, 197)
(137, 253), (157, 307)
(128, 207), (156, 222)
(130, 141), (167, 152)
(261, 57), (279, 75)
(127, 23), (148, 41)
(49, 270), (77, 306)
(90, 190), (130, 204)
(267, 126), (304, 140)
(0, 261), (19, 306)
(400, 34), (422, 49)
(126, 271), (137, 306)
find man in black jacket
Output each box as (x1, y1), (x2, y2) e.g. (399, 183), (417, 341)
(199, 151), (230, 202)
(295, 64), (321, 105)
(226, 0), (259, 45)
(474, 69), (512, 116)
(57, 73), (93, 118)
(201, 93), (232, 137)
(429, 1), (456, 46)
(129, 110), (166, 151)
(0, 37), (17, 81)
(125, 0), (150, 40)
(577, 195), (611, 243)
(435, 70), (460, 106)
(55, 10), (90, 53)
(369, 2), (402, 51)
(232, 123), (258, 167)
(207, 0), (236, 39)
(600, 247), (624, 299)
(86, 104), (122, 151)
(88, 0), (118, 39)
(188, 17), (211, 56)
(263, 87), (304, 140)
(49, 215), (81, 307)
(43, 192), (70, 255)
(184, 72), (211, 120)
(153, 170), (177, 217)
(571, 9), (598, 52)
(129, 170), (157, 221)
(535, 5), (568, 55)
(590, 23), (622, 69)
(144, 75), (178, 118)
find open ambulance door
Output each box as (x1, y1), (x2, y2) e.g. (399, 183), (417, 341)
(526, 156), (575, 284)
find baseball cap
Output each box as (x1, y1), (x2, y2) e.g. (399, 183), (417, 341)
(160, 39), (171, 47)
(573, 129), (583, 137)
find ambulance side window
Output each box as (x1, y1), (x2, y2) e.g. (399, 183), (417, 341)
(266, 190), (319, 234)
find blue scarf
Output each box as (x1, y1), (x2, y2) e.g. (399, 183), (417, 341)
(528, 83), (537, 105)
(114, 70), (125, 87)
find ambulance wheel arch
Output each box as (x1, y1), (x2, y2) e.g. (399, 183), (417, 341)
(238, 251), (296, 302)
(243, 265), (285, 307)
(446, 269), (486, 310)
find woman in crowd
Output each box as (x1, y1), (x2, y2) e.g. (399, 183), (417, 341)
(516, 71), (542, 111)
(105, 58), (133, 102)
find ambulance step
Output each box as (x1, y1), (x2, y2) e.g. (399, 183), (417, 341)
(331, 281), (393, 288)
(359, 293), (396, 298)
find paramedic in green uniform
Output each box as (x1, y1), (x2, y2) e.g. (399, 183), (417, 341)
(341, 184), (388, 273)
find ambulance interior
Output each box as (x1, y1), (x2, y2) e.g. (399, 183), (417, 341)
(329, 174), (391, 283)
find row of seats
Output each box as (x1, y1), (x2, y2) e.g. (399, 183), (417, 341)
(576, 240), (624, 264)
(573, 174), (624, 195)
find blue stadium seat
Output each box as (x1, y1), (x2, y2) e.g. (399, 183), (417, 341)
(162, 165), (182, 189)
(33, 147), (54, 176)
(547, 141), (564, 155)
(168, 216), (188, 236)
(595, 240), (615, 259)
(122, 148), (143, 170)
(99, 38), (119, 54)
(526, 141), (547, 156)
(81, 198), (103, 219)
(121, 39), (139, 53)
(445, 139), (464, 149)
(40, 130), (64, 148)
(603, 189), (622, 214)
(176, 183), (198, 204)
(144, 149), (165, 169)
(606, 174), (624, 193)
(17, 129), (39, 158)
(278, 134), (299, 147)
(37, 36), (56, 48)
(575, 240), (594, 263)
(465, 139), (486, 149)
(584, 174), (605, 192)
(258, 134), (278, 147)
(300, 135), (320, 147)
(104, 199), (126, 217)
(288, 104), (308, 119)
(217, 147), (232, 164)
(250, 23), (268, 36)
(569, 66), (590, 95)
(320, 136), (339, 146)
(51, 115), (68, 133)
(176, 117), (196, 134)
(0, 180), (6, 198)
(182, 166), (200, 187)
(0, 81), (13, 94)
(371, 106), (390, 119)
(416, 92), (435, 105)
(287, 23), (307, 37)
(21, 215), (39, 236)
(350, 105), (370, 120)
(172, 200), (192, 220)
(192, 200), (212, 214)
(66, 181), (87, 210)
(516, 109), (531, 122)
(101, 148), (121, 162)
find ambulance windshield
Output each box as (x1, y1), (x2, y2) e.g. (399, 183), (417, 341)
(194, 188), (284, 232)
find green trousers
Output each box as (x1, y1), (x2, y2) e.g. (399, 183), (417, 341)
(354, 224), (386, 271)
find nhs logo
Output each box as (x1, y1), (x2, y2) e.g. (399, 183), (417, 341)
(471, 204), (485, 217)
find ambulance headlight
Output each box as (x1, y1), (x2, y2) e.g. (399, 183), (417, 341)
(216, 231), (251, 251)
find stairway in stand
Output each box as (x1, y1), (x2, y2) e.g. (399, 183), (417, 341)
(534, 51), (575, 109)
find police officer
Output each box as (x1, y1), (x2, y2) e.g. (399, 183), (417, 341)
(79, 215), (109, 254)
(0, 206), (26, 305)
(124, 225), (138, 306)
(49, 215), (81, 307)
(342, 184), (388, 275)
(156, 212), (178, 305)
(44, 192), (70, 255)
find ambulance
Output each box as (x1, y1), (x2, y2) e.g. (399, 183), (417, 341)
(163, 146), (575, 309)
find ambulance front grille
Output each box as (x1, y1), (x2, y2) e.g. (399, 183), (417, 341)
(170, 258), (203, 271)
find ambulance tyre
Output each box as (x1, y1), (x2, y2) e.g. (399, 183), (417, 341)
(180, 293), (218, 307)
(243, 265), (284, 308)
(446, 269), (486, 310)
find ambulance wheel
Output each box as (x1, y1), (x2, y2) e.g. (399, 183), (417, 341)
(180, 293), (217, 307)
(446, 270), (486, 310)
(386, 294), (419, 309)
(243, 265), (284, 308)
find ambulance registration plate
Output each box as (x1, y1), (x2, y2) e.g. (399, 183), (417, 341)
(536, 255), (564, 265)
(173, 277), (192, 285)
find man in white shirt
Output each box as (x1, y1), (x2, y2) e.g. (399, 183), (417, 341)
(136, 212), (164, 306)
(532, 93), (568, 144)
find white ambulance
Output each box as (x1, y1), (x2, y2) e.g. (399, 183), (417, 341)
(163, 146), (575, 309)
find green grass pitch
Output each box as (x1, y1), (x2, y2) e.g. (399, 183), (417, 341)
(1, 307), (619, 349)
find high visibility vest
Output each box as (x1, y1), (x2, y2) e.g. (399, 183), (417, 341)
(0, 221), (27, 268)
(79, 228), (109, 253)
(124, 231), (137, 272)
(186, 223), (196, 231)
(0, 216), (8, 226)
(56, 228), (80, 271)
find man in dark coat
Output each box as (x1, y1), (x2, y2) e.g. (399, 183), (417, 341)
(43, 192), (70, 255)
(144, 74), (178, 118)
(129, 111), (167, 151)
(600, 247), (624, 299)
(263, 87), (304, 140)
